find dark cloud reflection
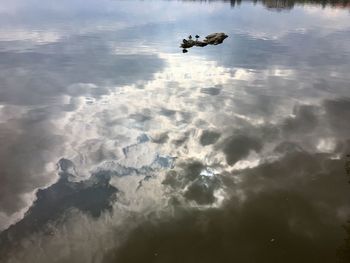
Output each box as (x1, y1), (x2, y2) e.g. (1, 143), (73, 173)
(0, 165), (117, 260)
(222, 135), (262, 165)
(105, 144), (350, 263)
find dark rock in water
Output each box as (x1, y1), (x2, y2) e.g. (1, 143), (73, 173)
(204, 32), (228, 45)
(195, 41), (208, 47)
(181, 39), (207, 49)
(181, 39), (196, 49)
(180, 32), (228, 52)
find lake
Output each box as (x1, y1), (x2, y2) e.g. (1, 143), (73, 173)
(0, 0), (350, 262)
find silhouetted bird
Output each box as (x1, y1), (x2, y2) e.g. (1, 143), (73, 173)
(195, 35), (200, 40)
(182, 49), (188, 53)
(188, 35), (192, 40)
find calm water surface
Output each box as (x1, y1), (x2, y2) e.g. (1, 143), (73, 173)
(0, 0), (350, 262)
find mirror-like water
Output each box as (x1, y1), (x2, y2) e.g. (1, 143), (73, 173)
(0, 0), (350, 262)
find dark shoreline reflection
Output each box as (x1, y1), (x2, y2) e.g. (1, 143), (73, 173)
(179, 0), (350, 9)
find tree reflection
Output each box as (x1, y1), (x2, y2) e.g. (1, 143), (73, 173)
(181, 0), (350, 10)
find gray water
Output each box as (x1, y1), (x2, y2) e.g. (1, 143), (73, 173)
(0, 0), (350, 262)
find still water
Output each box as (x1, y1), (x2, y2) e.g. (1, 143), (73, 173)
(0, 0), (350, 262)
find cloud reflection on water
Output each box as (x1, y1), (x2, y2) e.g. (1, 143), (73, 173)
(2, 48), (350, 262)
(0, 0), (350, 262)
